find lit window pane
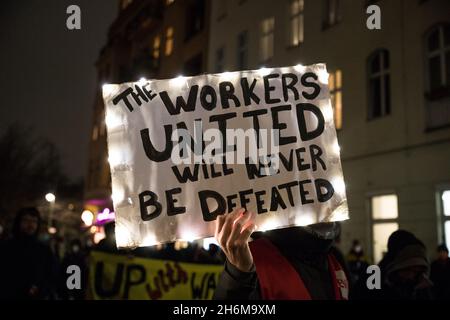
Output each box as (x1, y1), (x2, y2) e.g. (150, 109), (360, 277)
(154, 37), (160, 48)
(443, 190), (450, 216)
(373, 222), (398, 264)
(165, 41), (173, 56)
(298, 15), (304, 43)
(291, 0), (299, 15)
(335, 69), (342, 88)
(261, 18), (274, 60)
(291, 17), (298, 45)
(334, 91), (342, 129)
(290, 0), (303, 46)
(153, 36), (160, 59)
(165, 28), (174, 56)
(372, 194), (398, 219)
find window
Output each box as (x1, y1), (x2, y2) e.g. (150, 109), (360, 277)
(424, 24), (450, 129)
(368, 49), (390, 120)
(165, 27), (174, 56)
(152, 36), (161, 60)
(215, 47), (225, 73)
(329, 69), (343, 129)
(185, 0), (205, 40)
(425, 24), (450, 94)
(441, 190), (450, 250)
(237, 31), (248, 70)
(323, 0), (341, 28)
(371, 194), (399, 263)
(260, 17), (275, 62)
(289, 0), (304, 46)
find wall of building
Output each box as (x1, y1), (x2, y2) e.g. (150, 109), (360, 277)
(85, 0), (211, 222)
(207, 0), (450, 260)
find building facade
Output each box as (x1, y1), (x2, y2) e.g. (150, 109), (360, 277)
(86, 0), (450, 260)
(85, 0), (211, 232)
(207, 0), (450, 262)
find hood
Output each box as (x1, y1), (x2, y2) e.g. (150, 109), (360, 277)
(12, 207), (41, 239)
(385, 244), (429, 277)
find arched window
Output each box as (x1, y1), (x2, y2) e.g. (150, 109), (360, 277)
(367, 49), (390, 119)
(425, 24), (450, 95)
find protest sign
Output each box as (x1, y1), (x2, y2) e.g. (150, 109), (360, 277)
(102, 64), (349, 248)
(87, 251), (222, 300)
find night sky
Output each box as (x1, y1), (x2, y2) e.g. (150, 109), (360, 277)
(0, 0), (117, 181)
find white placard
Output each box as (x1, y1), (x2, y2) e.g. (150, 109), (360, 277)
(103, 64), (349, 248)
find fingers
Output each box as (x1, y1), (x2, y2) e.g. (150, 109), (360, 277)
(241, 211), (256, 231)
(219, 208), (245, 246)
(228, 210), (251, 244)
(215, 208), (257, 273)
(240, 223), (257, 242)
(215, 215), (226, 238)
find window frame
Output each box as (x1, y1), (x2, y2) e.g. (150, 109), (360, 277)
(329, 69), (343, 130)
(237, 30), (248, 70)
(165, 27), (174, 57)
(323, 0), (341, 30)
(368, 192), (399, 263)
(260, 17), (275, 63)
(367, 49), (391, 120)
(424, 23), (450, 99)
(289, 0), (304, 47)
(436, 186), (450, 250)
(152, 35), (161, 61)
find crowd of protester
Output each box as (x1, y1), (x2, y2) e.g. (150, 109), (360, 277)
(0, 206), (449, 300)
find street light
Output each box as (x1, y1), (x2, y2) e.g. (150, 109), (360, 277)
(45, 193), (55, 203)
(81, 210), (94, 226)
(45, 192), (56, 231)
(48, 227), (57, 234)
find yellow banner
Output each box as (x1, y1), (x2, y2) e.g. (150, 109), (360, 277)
(88, 251), (223, 300)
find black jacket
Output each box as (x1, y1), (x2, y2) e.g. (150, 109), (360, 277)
(0, 236), (58, 299)
(213, 226), (350, 300)
(430, 258), (450, 299)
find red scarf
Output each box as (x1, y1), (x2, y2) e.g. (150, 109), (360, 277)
(249, 237), (349, 300)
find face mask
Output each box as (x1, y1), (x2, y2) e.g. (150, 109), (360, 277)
(303, 222), (339, 240)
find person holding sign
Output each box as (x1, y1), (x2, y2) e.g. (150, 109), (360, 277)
(213, 208), (350, 300)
